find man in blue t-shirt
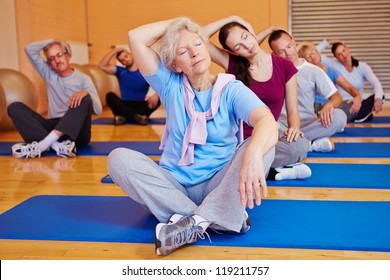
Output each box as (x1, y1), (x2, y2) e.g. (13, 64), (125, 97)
(99, 48), (160, 125)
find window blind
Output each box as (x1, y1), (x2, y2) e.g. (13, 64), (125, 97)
(290, 0), (390, 98)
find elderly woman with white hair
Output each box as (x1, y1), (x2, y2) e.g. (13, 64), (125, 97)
(107, 17), (278, 256)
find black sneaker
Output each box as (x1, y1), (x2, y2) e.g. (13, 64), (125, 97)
(114, 115), (126, 125)
(354, 112), (373, 123)
(134, 114), (148, 125)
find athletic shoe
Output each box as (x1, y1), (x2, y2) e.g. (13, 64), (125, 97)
(274, 163), (312, 180)
(170, 212), (251, 235)
(51, 140), (77, 158)
(155, 216), (208, 256)
(354, 112), (373, 123)
(310, 137), (334, 152)
(12, 141), (41, 159)
(114, 115), (126, 125)
(134, 114), (148, 126)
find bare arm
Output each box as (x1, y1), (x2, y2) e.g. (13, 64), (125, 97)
(335, 74), (362, 113)
(99, 48), (120, 75)
(128, 19), (176, 76)
(319, 91), (343, 128)
(256, 26), (284, 44)
(202, 16), (251, 71)
(283, 74), (304, 142)
(238, 107), (279, 209)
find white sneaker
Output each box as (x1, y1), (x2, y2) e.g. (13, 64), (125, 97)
(51, 140), (77, 158)
(12, 141), (42, 159)
(275, 163), (312, 180)
(310, 137), (334, 152)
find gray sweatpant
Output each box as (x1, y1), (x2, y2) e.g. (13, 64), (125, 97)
(107, 138), (275, 233)
(271, 136), (311, 168)
(279, 108), (347, 142)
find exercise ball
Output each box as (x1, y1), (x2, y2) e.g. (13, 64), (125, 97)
(83, 64), (120, 107)
(0, 69), (38, 131)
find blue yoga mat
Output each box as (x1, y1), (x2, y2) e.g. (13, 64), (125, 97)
(333, 127), (390, 137)
(102, 163), (390, 189)
(349, 116), (390, 124)
(267, 163), (390, 189)
(308, 142), (390, 158)
(0, 141), (162, 156)
(0, 195), (389, 252)
(92, 117), (166, 125)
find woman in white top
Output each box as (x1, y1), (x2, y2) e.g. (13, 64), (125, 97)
(317, 40), (384, 122)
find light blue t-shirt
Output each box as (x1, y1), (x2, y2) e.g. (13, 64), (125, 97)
(144, 59), (267, 186)
(315, 66), (341, 104)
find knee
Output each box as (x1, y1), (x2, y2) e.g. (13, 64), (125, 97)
(105, 92), (117, 104)
(334, 109), (347, 129)
(107, 148), (140, 173)
(81, 94), (92, 106)
(292, 137), (311, 159)
(7, 101), (26, 117)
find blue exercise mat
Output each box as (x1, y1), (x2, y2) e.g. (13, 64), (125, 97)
(308, 142), (390, 158)
(102, 163), (390, 189)
(0, 141), (162, 156)
(348, 116), (390, 124)
(0, 195), (389, 252)
(333, 127), (390, 137)
(267, 163), (390, 189)
(92, 117), (166, 125)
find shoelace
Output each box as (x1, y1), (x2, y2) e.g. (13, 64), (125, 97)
(19, 143), (41, 159)
(56, 141), (73, 157)
(172, 220), (211, 249)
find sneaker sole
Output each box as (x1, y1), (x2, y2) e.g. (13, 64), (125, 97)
(155, 223), (165, 255)
(155, 214), (183, 255)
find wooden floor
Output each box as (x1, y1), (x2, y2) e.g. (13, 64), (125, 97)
(1, 102), (390, 260)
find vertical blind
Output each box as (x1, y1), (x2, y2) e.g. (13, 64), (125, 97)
(290, 0), (390, 98)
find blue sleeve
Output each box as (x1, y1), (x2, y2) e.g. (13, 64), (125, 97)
(226, 80), (268, 124)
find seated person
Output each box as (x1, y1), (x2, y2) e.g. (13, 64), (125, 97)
(316, 39), (384, 122)
(267, 30), (347, 152)
(108, 17), (279, 256)
(99, 48), (160, 125)
(202, 16), (311, 181)
(8, 39), (102, 158)
(297, 41), (362, 121)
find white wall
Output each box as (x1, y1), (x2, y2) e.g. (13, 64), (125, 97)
(0, 0), (19, 70)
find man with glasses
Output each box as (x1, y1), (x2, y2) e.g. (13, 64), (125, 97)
(8, 39), (102, 158)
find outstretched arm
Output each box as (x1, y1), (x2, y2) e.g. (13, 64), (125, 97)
(319, 91), (343, 128)
(284, 74), (304, 142)
(335, 74), (362, 114)
(128, 19), (176, 76)
(238, 107), (279, 209)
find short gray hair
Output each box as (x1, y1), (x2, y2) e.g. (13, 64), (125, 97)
(158, 17), (205, 72)
(42, 40), (70, 60)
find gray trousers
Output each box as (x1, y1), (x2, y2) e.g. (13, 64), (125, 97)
(279, 108), (347, 142)
(271, 136), (310, 168)
(107, 138), (275, 233)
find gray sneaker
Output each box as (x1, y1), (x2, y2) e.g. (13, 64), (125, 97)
(155, 216), (208, 256)
(12, 141), (41, 159)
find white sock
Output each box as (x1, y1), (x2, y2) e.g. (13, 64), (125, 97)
(38, 131), (60, 152)
(192, 214), (211, 231)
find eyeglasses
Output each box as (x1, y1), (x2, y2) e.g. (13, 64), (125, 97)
(304, 50), (317, 58)
(47, 52), (67, 63)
